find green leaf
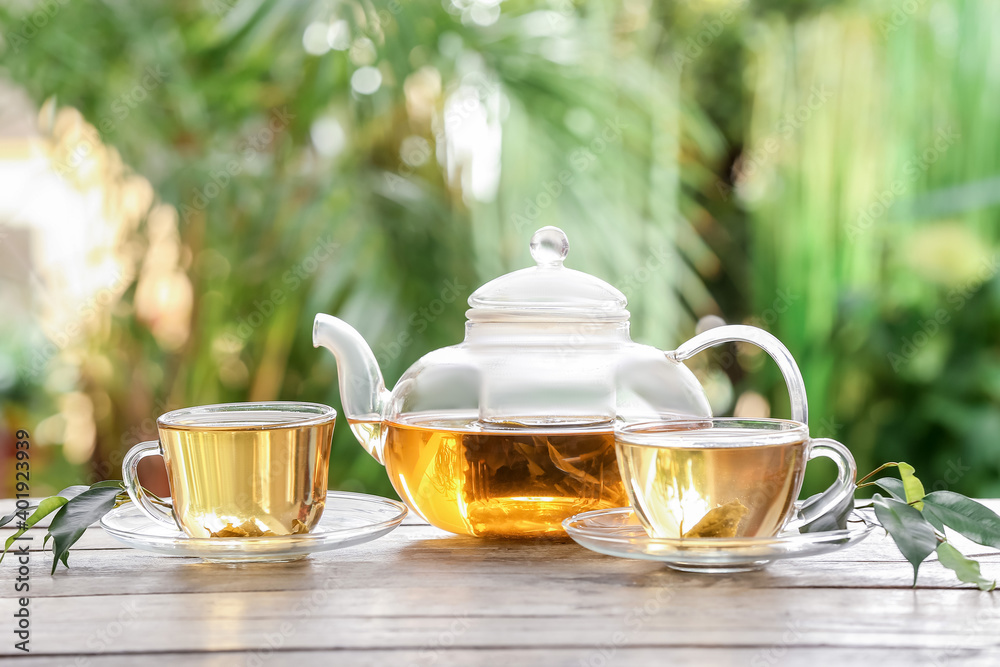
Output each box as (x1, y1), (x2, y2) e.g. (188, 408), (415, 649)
(872, 477), (906, 501)
(936, 542), (996, 591)
(56, 485), (90, 501)
(46, 487), (121, 574)
(1, 497), (70, 563)
(924, 509), (946, 535)
(922, 491), (1000, 550)
(89, 480), (125, 489)
(872, 494), (939, 586)
(0, 504), (37, 528)
(0, 482), (123, 555)
(898, 462), (926, 510)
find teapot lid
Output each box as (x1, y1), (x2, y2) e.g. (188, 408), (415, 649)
(467, 227), (629, 322)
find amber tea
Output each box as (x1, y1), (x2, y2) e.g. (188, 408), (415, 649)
(380, 414), (628, 537)
(616, 422), (808, 539)
(155, 404), (335, 538)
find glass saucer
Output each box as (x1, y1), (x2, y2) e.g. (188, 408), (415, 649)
(100, 491), (407, 563)
(563, 507), (874, 573)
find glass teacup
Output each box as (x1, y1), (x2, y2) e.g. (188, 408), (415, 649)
(615, 418), (856, 539)
(122, 402), (336, 538)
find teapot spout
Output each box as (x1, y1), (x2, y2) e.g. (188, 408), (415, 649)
(312, 313), (390, 462)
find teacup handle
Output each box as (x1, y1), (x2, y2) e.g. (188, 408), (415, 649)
(794, 437), (857, 527)
(669, 324), (808, 425)
(122, 440), (178, 530)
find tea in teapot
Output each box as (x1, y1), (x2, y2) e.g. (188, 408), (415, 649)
(378, 414), (626, 537)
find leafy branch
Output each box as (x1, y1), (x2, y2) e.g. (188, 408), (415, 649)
(0, 480), (165, 574)
(851, 462), (998, 590)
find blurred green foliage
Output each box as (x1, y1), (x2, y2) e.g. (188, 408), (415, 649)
(0, 0), (997, 499)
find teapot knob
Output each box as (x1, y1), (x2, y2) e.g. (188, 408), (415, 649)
(530, 226), (569, 267)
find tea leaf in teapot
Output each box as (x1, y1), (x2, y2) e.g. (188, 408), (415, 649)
(871, 494), (938, 585)
(514, 441), (547, 478)
(935, 542), (996, 592)
(897, 462), (925, 510)
(682, 500), (748, 538)
(545, 442), (603, 487)
(921, 492), (1000, 549)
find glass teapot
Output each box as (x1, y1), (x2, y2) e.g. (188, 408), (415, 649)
(313, 227), (807, 537)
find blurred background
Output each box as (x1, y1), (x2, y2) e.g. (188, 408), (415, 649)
(1, 0), (998, 499)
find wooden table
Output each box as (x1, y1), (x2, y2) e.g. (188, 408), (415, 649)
(2, 498), (999, 666)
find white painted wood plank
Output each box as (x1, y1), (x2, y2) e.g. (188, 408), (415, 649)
(1, 543), (997, 601)
(0, 588), (998, 657)
(5, 647), (1000, 667)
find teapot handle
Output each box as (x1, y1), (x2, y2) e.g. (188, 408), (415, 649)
(667, 324), (808, 425)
